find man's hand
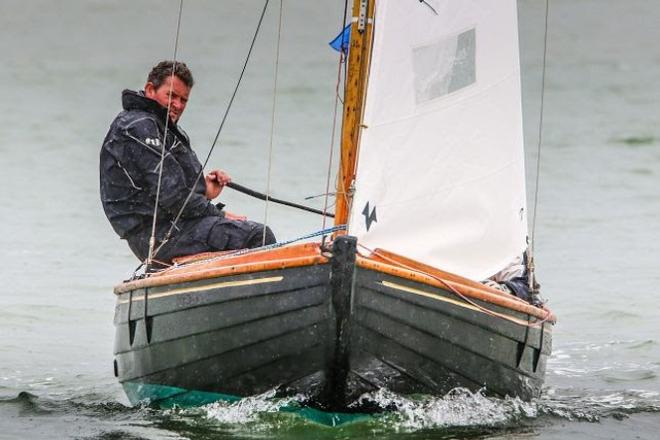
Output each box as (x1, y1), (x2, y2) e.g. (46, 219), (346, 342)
(224, 211), (247, 221)
(205, 169), (231, 200)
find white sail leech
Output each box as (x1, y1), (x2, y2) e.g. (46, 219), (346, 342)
(348, 0), (528, 281)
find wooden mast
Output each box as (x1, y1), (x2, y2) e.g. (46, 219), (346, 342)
(334, 0), (376, 230)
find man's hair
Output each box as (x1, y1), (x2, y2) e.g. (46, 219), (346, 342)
(147, 60), (194, 89)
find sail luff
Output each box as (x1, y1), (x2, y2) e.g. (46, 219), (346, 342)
(334, 0), (376, 229)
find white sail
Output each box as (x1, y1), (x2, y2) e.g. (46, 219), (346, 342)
(348, 0), (528, 281)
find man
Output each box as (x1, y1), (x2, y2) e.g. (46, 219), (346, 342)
(100, 61), (275, 265)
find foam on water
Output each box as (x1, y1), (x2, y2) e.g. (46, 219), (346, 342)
(2, 385), (660, 439)
(202, 389), (300, 425)
(185, 387), (660, 436)
(356, 388), (538, 431)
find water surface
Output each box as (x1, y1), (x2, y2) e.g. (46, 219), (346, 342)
(1, 0), (659, 438)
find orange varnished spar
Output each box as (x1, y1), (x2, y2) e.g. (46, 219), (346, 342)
(356, 255), (555, 322)
(334, 0), (376, 228)
(114, 243), (328, 294)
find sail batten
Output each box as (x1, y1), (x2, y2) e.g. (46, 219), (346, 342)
(348, 0), (528, 281)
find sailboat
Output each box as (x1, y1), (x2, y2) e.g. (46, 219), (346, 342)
(112, 0), (555, 412)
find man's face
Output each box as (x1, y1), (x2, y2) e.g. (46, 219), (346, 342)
(144, 75), (191, 123)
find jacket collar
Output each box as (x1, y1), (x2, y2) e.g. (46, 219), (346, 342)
(122, 89), (175, 127)
(121, 89), (188, 143)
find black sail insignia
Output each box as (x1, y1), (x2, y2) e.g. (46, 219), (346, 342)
(362, 202), (377, 231)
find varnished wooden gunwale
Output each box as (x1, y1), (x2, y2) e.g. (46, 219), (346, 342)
(355, 255), (555, 322)
(160, 242), (326, 271)
(115, 241), (555, 324)
(172, 250), (236, 265)
(114, 242), (329, 294)
(368, 248), (519, 297)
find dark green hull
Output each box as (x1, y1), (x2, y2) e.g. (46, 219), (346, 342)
(113, 237), (552, 412)
(348, 268), (551, 402)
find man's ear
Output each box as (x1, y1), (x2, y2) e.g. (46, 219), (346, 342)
(144, 82), (157, 99)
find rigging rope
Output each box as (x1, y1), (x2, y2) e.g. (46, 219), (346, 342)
(528, 0), (550, 293)
(172, 225), (347, 270)
(152, 0), (271, 260)
(321, 0), (350, 247)
(147, 0), (184, 269)
(262, 0), (284, 245)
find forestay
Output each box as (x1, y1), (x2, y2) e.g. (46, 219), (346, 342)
(348, 0), (528, 281)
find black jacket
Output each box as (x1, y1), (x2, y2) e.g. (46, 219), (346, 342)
(100, 90), (223, 240)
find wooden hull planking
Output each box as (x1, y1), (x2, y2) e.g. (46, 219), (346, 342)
(112, 238), (554, 411)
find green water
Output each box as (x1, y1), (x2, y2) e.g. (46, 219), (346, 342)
(123, 382), (369, 427)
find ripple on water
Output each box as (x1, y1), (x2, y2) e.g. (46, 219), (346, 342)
(0, 391), (53, 415)
(613, 135), (657, 146)
(626, 340), (658, 350)
(548, 339), (660, 387)
(630, 167), (654, 175)
(539, 388), (660, 422)
(602, 369), (658, 383)
(598, 310), (643, 321)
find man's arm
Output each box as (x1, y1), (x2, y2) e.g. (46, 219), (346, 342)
(206, 169), (247, 220)
(123, 119), (223, 219)
(204, 169), (230, 200)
